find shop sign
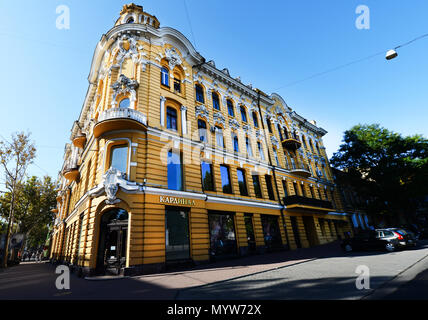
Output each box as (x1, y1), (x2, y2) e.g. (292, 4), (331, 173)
(159, 196), (196, 206)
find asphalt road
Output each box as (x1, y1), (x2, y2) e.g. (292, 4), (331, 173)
(177, 241), (428, 300)
(1, 241), (428, 300)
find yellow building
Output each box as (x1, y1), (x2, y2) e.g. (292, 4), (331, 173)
(50, 3), (353, 276)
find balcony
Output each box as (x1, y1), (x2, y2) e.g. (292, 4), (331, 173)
(284, 195), (333, 212)
(63, 166), (80, 182)
(282, 133), (301, 150)
(287, 162), (311, 178)
(93, 108), (147, 138)
(72, 134), (87, 149)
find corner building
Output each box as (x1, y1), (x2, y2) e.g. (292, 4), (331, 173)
(50, 4), (353, 276)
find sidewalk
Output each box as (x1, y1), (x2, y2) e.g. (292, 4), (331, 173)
(123, 241), (344, 298)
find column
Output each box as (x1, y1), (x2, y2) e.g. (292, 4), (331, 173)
(160, 96), (166, 127)
(181, 105), (187, 135)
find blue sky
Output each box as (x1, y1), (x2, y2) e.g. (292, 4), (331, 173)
(0, 0), (427, 183)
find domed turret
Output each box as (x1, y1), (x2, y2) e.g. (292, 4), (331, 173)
(114, 3), (160, 29)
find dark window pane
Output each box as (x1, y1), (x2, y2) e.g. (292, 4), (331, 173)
(195, 85), (204, 103)
(237, 169), (248, 196)
(282, 180), (288, 197)
(209, 213), (237, 257)
(212, 92), (220, 110)
(265, 175), (275, 200)
(174, 78), (181, 93)
(227, 100), (234, 116)
(220, 165), (232, 194)
(240, 106), (247, 122)
(261, 215), (282, 249)
(201, 162), (214, 191)
(252, 112), (258, 128)
(233, 135), (239, 152)
(166, 107), (177, 131)
(252, 175), (262, 198)
(165, 209), (190, 261)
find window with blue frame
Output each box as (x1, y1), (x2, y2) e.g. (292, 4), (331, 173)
(161, 67), (169, 87)
(167, 150), (183, 191)
(227, 100), (234, 117)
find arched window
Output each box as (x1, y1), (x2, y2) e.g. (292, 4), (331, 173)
(166, 107), (178, 131)
(119, 98), (130, 108)
(266, 118), (273, 133)
(212, 92), (220, 110)
(252, 112), (259, 128)
(167, 150), (183, 191)
(240, 106), (247, 123)
(277, 124), (283, 141)
(227, 100), (234, 117)
(195, 84), (204, 103)
(198, 119), (207, 142)
(161, 67), (169, 87)
(232, 133), (239, 153)
(109, 144), (128, 174)
(173, 73), (181, 93)
(126, 17), (134, 23)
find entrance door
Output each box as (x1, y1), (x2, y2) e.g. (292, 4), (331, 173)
(97, 209), (129, 275)
(290, 216), (301, 249)
(208, 212), (237, 259)
(244, 214), (256, 253)
(303, 216), (318, 247)
(165, 209), (190, 262)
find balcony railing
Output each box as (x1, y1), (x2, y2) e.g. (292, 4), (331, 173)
(94, 108), (147, 137)
(282, 132), (301, 150)
(284, 195), (334, 209)
(287, 162), (311, 177)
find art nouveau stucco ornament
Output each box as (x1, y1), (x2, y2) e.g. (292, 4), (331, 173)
(88, 167), (140, 204)
(213, 112), (225, 127)
(165, 47), (182, 70)
(229, 118), (240, 131)
(195, 105), (209, 121)
(111, 74), (139, 105)
(115, 34), (140, 66)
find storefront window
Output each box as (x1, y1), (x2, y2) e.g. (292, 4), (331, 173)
(165, 209), (190, 261)
(261, 215), (282, 250)
(209, 212), (237, 258)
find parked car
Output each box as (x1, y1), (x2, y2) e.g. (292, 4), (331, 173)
(385, 228), (418, 248)
(399, 224), (421, 240)
(341, 230), (399, 252)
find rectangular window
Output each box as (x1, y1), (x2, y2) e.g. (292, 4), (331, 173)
(212, 93), (220, 110)
(166, 107), (178, 131)
(273, 149), (279, 166)
(166, 209), (190, 261)
(246, 137), (252, 157)
(252, 175), (263, 198)
(109, 144), (128, 174)
(220, 165), (232, 194)
(237, 169), (248, 196)
(265, 175), (275, 200)
(293, 182), (299, 196)
(282, 180), (288, 197)
(209, 212), (237, 257)
(227, 100), (234, 117)
(261, 215), (282, 250)
(215, 127), (224, 148)
(201, 162), (215, 191)
(257, 142), (265, 161)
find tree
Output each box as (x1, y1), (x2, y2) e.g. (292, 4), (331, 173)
(331, 124), (428, 225)
(0, 132), (36, 267)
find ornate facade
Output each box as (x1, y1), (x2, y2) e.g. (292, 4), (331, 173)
(50, 3), (353, 276)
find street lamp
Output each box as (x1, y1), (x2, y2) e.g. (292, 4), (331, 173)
(386, 49), (398, 60)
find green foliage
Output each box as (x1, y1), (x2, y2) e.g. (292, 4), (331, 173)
(0, 176), (56, 249)
(331, 124), (428, 222)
